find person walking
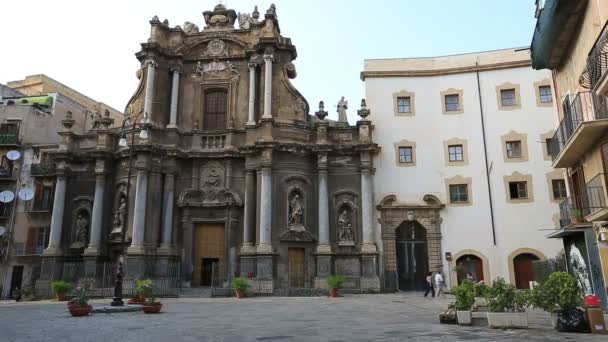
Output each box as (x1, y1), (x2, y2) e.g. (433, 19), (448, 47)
(434, 271), (444, 298)
(423, 272), (435, 298)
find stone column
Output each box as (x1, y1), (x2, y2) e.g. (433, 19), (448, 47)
(262, 54), (273, 119)
(257, 167), (273, 253)
(167, 67), (180, 128)
(44, 173), (67, 256)
(181, 218), (194, 287)
(242, 170), (256, 253)
(143, 61), (156, 118)
(84, 173), (105, 255)
(247, 63), (257, 125)
(317, 154), (331, 253)
(361, 168), (376, 253)
(159, 173), (175, 252)
(128, 169), (148, 254)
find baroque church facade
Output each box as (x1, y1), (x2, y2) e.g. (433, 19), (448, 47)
(39, 4), (380, 293)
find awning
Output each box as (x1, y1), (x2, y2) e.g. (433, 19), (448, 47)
(531, 0), (588, 70)
(546, 224), (592, 239)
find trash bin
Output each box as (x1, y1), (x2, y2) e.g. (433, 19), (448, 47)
(585, 295), (607, 335)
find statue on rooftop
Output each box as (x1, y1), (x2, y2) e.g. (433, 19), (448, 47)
(337, 96), (348, 123)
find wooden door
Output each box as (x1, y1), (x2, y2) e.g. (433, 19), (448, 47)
(288, 248), (305, 288)
(513, 254), (539, 289)
(193, 224), (225, 287)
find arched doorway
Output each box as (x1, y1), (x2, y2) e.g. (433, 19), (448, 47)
(395, 221), (427, 291)
(456, 254), (484, 284)
(513, 253), (540, 289)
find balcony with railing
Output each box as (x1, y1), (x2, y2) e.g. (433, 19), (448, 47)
(0, 134), (19, 146)
(550, 91), (608, 167)
(0, 202), (11, 219)
(586, 22), (608, 96)
(585, 173), (608, 221)
(30, 163), (56, 177)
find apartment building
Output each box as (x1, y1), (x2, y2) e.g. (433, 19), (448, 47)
(363, 48), (564, 292)
(0, 76), (122, 299)
(531, 0), (608, 309)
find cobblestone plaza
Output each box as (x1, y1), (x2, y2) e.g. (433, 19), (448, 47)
(1, 293), (605, 342)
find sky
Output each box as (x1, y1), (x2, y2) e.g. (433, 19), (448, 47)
(0, 0), (538, 122)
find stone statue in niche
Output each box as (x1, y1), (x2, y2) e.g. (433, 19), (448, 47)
(288, 191), (304, 231)
(70, 211), (89, 249)
(337, 96), (348, 123)
(337, 207), (355, 246)
(109, 195), (127, 240)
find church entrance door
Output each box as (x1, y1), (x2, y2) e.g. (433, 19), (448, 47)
(288, 248), (305, 288)
(193, 224), (225, 287)
(395, 221), (428, 291)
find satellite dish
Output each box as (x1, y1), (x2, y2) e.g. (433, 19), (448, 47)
(18, 188), (34, 201)
(0, 226), (5, 236)
(0, 191), (15, 203)
(6, 150), (20, 161)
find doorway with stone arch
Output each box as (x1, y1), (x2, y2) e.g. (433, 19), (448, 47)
(377, 194), (444, 292)
(450, 250), (490, 286)
(395, 221), (428, 291)
(508, 248), (546, 289)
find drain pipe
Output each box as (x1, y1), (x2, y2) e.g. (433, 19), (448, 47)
(476, 62), (497, 246)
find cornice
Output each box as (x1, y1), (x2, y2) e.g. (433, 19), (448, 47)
(360, 60), (531, 80)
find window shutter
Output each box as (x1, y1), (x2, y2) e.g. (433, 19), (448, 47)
(25, 227), (37, 254)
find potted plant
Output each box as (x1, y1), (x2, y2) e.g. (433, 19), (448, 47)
(530, 272), (582, 328)
(571, 209), (583, 224)
(485, 278), (530, 329)
(452, 280), (475, 325)
(67, 285), (92, 317)
(473, 281), (489, 308)
(142, 293), (162, 314)
(326, 275), (345, 298)
(51, 280), (71, 301)
(134, 278), (153, 303)
(232, 277), (250, 298)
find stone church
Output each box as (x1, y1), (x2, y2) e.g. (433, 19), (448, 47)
(40, 4), (380, 294)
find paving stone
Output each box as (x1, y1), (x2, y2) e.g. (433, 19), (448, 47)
(0, 293), (606, 342)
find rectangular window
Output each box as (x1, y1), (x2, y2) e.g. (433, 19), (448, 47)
(33, 181), (53, 211)
(552, 179), (567, 200)
(506, 141), (522, 158)
(397, 97), (411, 113)
(545, 138), (553, 156)
(445, 94), (460, 112)
(509, 181), (528, 199)
(501, 89), (516, 106)
(539, 85), (552, 103)
(35, 227), (50, 255)
(449, 184), (469, 203)
(398, 146), (413, 163)
(448, 144), (464, 162)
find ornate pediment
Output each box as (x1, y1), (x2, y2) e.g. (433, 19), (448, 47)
(192, 60), (239, 81)
(278, 229), (316, 243)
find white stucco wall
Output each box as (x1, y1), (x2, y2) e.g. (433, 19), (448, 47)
(365, 51), (563, 289)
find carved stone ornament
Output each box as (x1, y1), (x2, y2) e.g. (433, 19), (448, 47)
(193, 60), (239, 81)
(205, 39), (226, 57)
(201, 161), (225, 190)
(183, 21), (199, 33)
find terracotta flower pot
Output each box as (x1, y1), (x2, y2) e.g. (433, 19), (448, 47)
(68, 304), (92, 317)
(142, 302), (162, 314)
(235, 290), (245, 299)
(56, 293), (66, 301)
(330, 288), (338, 298)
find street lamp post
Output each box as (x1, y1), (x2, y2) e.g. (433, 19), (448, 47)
(111, 111), (148, 306)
